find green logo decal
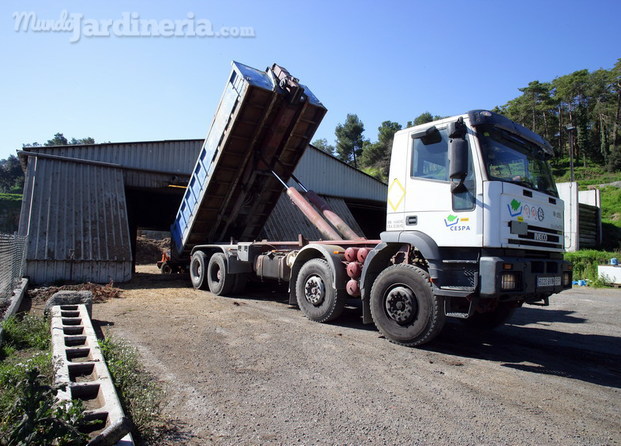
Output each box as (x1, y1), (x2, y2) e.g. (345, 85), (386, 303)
(510, 199), (521, 211)
(444, 214), (471, 231)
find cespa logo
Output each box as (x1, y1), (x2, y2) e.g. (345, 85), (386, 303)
(508, 199), (544, 222)
(508, 199), (522, 217)
(444, 214), (471, 231)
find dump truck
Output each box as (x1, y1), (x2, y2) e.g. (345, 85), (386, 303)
(170, 61), (572, 346)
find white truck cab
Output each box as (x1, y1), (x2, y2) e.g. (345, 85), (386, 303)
(369, 110), (571, 330)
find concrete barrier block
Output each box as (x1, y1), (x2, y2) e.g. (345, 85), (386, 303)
(50, 304), (133, 446)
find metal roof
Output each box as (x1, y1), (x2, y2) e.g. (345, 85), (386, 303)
(21, 140), (203, 189)
(21, 140), (387, 200)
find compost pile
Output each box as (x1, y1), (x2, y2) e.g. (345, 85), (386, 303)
(28, 282), (122, 304)
(136, 235), (170, 265)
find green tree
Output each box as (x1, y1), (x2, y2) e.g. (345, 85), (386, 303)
(70, 137), (95, 145)
(311, 138), (335, 155)
(360, 121), (402, 182)
(45, 132), (69, 146)
(500, 81), (559, 154)
(24, 133), (95, 149)
(553, 70), (592, 163)
(0, 155), (24, 193)
(8, 133), (98, 193)
(609, 59), (621, 170)
(406, 112), (441, 128)
(335, 114), (365, 167)
(494, 59), (621, 171)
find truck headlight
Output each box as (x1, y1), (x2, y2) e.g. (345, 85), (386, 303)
(501, 273), (519, 290)
(563, 271), (572, 286)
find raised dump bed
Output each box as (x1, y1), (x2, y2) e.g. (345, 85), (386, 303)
(171, 61), (326, 258)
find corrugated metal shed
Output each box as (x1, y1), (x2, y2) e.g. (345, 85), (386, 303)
(289, 148), (387, 201)
(260, 195), (366, 241)
(19, 156), (132, 283)
(18, 139), (386, 284)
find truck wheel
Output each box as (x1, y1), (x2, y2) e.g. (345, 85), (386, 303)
(207, 253), (235, 296)
(465, 303), (516, 330)
(190, 251), (209, 290)
(296, 258), (346, 323)
(370, 264), (445, 347)
(161, 263), (173, 275)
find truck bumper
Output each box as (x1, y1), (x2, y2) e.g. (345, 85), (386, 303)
(479, 256), (572, 301)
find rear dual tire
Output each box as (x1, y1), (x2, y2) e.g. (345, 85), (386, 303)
(190, 251), (245, 295)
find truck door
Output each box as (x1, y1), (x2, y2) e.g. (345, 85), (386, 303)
(402, 123), (481, 247)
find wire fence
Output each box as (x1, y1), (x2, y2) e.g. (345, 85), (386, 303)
(0, 234), (27, 300)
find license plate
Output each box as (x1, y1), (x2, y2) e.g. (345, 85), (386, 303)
(537, 276), (561, 287)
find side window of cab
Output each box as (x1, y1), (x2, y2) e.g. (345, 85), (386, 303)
(411, 127), (449, 181)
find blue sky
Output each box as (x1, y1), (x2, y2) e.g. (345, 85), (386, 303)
(0, 0), (619, 160)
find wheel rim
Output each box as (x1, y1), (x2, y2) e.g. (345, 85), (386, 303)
(210, 264), (221, 284)
(384, 286), (417, 325)
(304, 275), (325, 306)
(191, 260), (201, 279)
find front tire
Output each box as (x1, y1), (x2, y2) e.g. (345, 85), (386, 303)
(295, 259), (346, 323)
(370, 264), (445, 347)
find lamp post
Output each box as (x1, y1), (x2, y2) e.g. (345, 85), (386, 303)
(566, 125), (576, 183)
(565, 125), (577, 250)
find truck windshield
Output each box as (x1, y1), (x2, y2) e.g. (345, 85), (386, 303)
(477, 126), (558, 197)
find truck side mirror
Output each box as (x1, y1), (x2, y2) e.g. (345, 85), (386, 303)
(449, 138), (468, 181)
(411, 126), (442, 145)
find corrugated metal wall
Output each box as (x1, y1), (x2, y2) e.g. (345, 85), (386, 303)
(290, 148), (387, 201)
(20, 157), (132, 284)
(260, 194), (366, 241)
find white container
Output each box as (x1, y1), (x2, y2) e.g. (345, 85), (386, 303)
(597, 265), (621, 285)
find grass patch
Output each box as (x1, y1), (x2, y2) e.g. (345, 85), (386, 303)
(99, 337), (167, 445)
(552, 158), (621, 186)
(0, 193), (22, 202)
(1, 313), (50, 357)
(600, 186), (621, 221)
(0, 314), (88, 445)
(564, 250), (619, 286)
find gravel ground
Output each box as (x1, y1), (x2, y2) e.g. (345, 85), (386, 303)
(95, 266), (621, 445)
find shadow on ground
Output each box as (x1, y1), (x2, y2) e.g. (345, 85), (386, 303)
(116, 272), (621, 389)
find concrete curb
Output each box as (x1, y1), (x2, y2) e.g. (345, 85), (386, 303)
(0, 278), (29, 346)
(50, 304), (134, 446)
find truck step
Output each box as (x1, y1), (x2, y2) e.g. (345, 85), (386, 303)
(446, 312), (471, 319)
(444, 296), (475, 319)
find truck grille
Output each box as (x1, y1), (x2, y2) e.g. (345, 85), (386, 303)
(508, 224), (563, 250)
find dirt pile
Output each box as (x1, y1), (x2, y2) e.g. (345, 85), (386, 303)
(135, 236), (171, 265)
(28, 282), (122, 304)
